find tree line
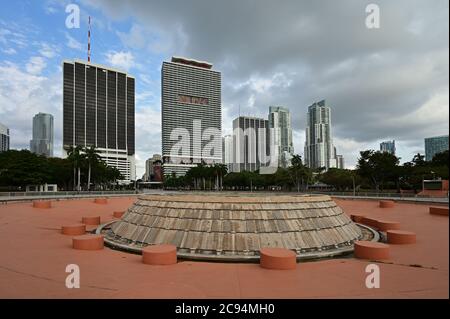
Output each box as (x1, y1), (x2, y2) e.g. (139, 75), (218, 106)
(164, 150), (449, 193)
(164, 154), (313, 191)
(1, 147), (447, 193)
(0, 147), (123, 191)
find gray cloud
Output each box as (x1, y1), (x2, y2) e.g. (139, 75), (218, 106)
(82, 0), (449, 167)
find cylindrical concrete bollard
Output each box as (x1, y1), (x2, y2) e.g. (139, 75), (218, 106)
(379, 200), (395, 208)
(142, 244), (177, 265)
(351, 214), (365, 223)
(361, 217), (379, 229)
(376, 220), (401, 231)
(62, 224), (86, 236)
(94, 198), (108, 204)
(72, 234), (104, 250)
(387, 230), (416, 244)
(32, 201), (52, 209)
(113, 211), (125, 218)
(260, 247), (297, 270)
(354, 241), (390, 260)
(81, 216), (101, 225)
(429, 207), (449, 216)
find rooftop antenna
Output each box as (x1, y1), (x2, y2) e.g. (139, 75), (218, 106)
(87, 16), (91, 62)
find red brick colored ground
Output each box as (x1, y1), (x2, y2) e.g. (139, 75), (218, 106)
(0, 196), (447, 298)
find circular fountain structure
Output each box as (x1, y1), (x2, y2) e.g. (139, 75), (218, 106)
(100, 194), (376, 261)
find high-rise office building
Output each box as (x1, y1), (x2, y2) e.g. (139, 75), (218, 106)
(232, 116), (270, 172)
(30, 112), (54, 157)
(62, 60), (135, 183)
(336, 155), (345, 169)
(0, 123), (9, 153)
(380, 140), (396, 155)
(268, 106), (294, 168)
(222, 135), (233, 172)
(304, 100), (339, 170)
(161, 56), (222, 176)
(425, 135), (449, 161)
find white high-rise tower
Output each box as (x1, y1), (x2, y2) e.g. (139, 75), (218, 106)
(304, 100), (342, 170)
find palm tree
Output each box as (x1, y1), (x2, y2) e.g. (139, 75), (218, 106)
(213, 163), (227, 191)
(66, 145), (84, 191)
(84, 146), (101, 191)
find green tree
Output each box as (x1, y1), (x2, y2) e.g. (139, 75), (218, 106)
(84, 146), (101, 190)
(319, 168), (360, 191)
(356, 150), (400, 191)
(412, 153), (426, 166)
(0, 150), (50, 188)
(288, 154), (312, 192)
(432, 150), (449, 167)
(66, 145), (84, 191)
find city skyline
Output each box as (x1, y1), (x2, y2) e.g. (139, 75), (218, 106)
(0, 1), (448, 178)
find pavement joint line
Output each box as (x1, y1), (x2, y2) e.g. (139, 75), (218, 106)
(360, 260), (440, 271)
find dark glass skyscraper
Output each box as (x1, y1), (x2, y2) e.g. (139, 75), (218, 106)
(380, 140), (396, 155)
(63, 60), (135, 182)
(425, 135), (449, 161)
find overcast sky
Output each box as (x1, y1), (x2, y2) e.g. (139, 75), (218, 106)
(0, 0), (448, 178)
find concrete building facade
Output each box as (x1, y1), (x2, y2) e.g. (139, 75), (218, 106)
(304, 100), (340, 170)
(268, 106), (294, 168)
(161, 56), (222, 176)
(232, 116), (271, 172)
(222, 135), (233, 173)
(0, 123), (9, 153)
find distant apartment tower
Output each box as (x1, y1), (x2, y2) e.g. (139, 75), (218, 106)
(304, 100), (339, 170)
(380, 140), (396, 155)
(232, 116), (270, 172)
(144, 154), (162, 182)
(336, 154), (345, 169)
(269, 106), (294, 168)
(30, 112), (54, 157)
(0, 123), (9, 152)
(62, 60), (135, 182)
(222, 135), (233, 172)
(161, 56), (222, 176)
(425, 135), (449, 161)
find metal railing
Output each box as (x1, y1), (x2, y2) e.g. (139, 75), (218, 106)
(0, 190), (139, 198)
(308, 190), (448, 198)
